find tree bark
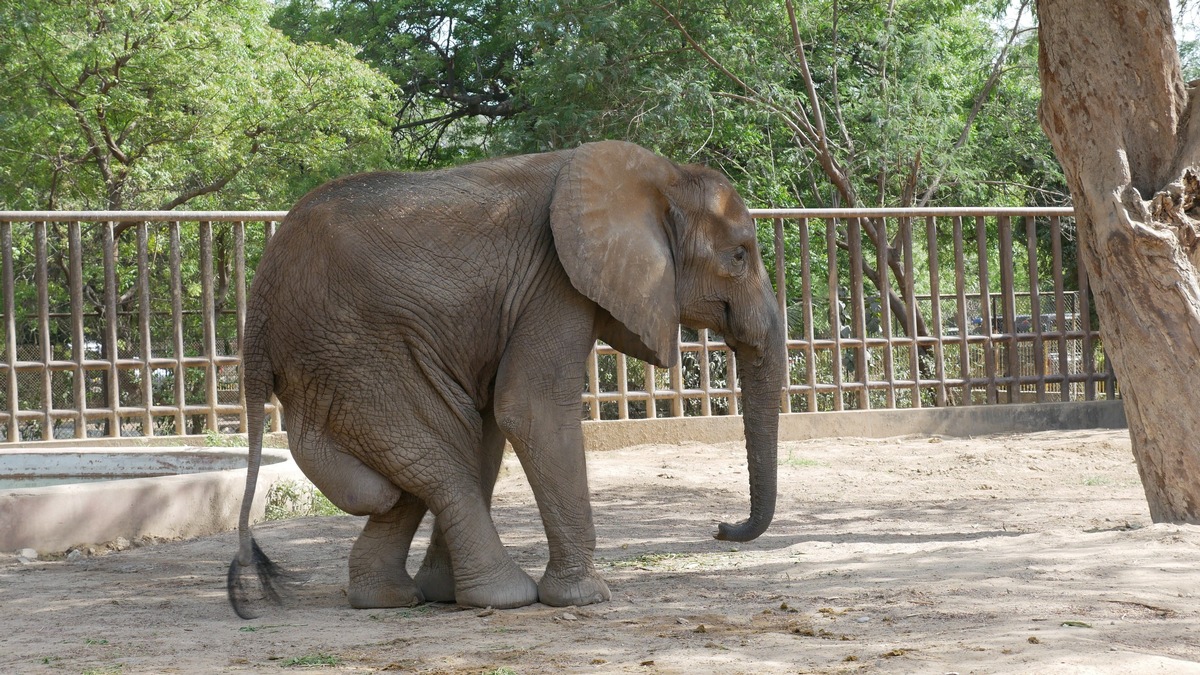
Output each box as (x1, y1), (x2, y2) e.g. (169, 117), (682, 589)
(1037, 0), (1200, 522)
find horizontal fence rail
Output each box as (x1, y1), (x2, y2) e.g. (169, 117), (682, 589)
(0, 208), (1115, 442)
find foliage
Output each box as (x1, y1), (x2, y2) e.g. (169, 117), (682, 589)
(204, 429), (245, 447)
(272, 0), (536, 167)
(1178, 6), (1200, 80)
(488, 0), (1065, 209)
(0, 0), (396, 210)
(265, 479), (346, 520)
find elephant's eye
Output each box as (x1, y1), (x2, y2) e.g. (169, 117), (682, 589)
(731, 246), (747, 272)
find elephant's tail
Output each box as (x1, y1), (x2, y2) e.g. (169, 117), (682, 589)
(227, 309), (291, 619)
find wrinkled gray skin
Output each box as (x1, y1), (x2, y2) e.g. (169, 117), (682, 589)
(228, 141), (785, 618)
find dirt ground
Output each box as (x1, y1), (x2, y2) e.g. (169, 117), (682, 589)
(4, 428), (1200, 674)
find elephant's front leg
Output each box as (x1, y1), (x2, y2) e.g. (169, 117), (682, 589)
(493, 330), (611, 607)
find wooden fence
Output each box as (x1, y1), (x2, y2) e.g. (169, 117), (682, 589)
(585, 208), (1115, 421)
(0, 208), (1115, 442)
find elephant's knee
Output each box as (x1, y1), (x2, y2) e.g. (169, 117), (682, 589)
(492, 396), (530, 441)
(299, 455), (404, 517)
(331, 480), (404, 516)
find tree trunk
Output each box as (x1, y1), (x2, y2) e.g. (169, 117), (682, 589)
(1037, 0), (1200, 522)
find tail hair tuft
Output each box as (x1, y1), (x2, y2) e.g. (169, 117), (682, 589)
(227, 538), (296, 620)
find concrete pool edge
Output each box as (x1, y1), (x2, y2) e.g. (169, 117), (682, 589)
(0, 447), (304, 554)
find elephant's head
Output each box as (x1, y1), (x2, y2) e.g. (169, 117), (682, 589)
(550, 140), (786, 542)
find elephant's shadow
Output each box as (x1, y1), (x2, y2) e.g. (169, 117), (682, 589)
(246, 479), (1021, 612)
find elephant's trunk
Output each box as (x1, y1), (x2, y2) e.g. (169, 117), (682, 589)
(715, 293), (786, 542)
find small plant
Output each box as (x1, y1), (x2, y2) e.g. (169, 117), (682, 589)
(483, 668), (519, 675)
(1082, 475), (1111, 487)
(280, 653), (342, 668)
(204, 429), (244, 447)
(607, 552), (686, 569)
(780, 450), (822, 468)
(265, 479), (346, 520)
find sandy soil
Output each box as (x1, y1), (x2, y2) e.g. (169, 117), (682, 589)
(4, 428), (1200, 674)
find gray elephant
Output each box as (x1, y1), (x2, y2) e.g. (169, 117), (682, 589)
(227, 140), (785, 618)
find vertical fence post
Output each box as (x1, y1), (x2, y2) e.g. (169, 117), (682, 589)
(137, 223), (154, 436)
(974, 217), (996, 404)
(68, 222), (86, 439)
(169, 222), (187, 434)
(644, 363), (657, 419)
(826, 218), (844, 411)
(773, 218), (790, 414)
(670, 327), (684, 417)
(199, 221), (218, 433)
(3, 222), (18, 441)
(1025, 216), (1046, 402)
(925, 216), (947, 406)
(102, 221), (121, 437)
(875, 217), (896, 408)
(1050, 216), (1069, 401)
(616, 352), (629, 420)
(998, 216), (1018, 404)
(726, 338), (739, 415)
(952, 217), (971, 405)
(847, 218), (869, 409)
(36, 222), (52, 439)
(235, 221), (248, 433)
(900, 216), (920, 408)
(799, 218), (817, 413)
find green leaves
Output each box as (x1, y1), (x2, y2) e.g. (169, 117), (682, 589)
(0, 0), (396, 210)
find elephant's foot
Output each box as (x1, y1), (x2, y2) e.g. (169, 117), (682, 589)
(347, 577), (425, 609)
(454, 560), (539, 609)
(413, 556), (456, 603)
(537, 565), (611, 607)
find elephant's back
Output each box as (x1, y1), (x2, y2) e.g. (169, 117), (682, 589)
(249, 153), (574, 402)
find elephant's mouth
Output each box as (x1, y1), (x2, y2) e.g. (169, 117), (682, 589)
(723, 332), (768, 368)
(722, 303), (769, 367)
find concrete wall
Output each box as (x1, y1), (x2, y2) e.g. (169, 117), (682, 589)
(581, 400), (1127, 451)
(0, 448), (305, 553)
(1, 400), (1127, 454)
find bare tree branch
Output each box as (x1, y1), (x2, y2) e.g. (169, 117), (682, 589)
(157, 171), (240, 211)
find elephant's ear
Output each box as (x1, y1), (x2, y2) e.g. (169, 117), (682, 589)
(550, 140), (680, 368)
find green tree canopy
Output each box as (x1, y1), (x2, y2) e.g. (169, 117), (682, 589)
(506, 0), (1064, 209)
(0, 0), (397, 210)
(271, 0), (1066, 208)
(272, 0), (537, 166)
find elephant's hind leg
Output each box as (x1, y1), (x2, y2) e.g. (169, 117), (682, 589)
(415, 407), (507, 603)
(340, 357), (537, 609)
(348, 493), (428, 608)
(286, 413), (425, 608)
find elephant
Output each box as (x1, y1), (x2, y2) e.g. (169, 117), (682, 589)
(227, 140), (785, 619)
